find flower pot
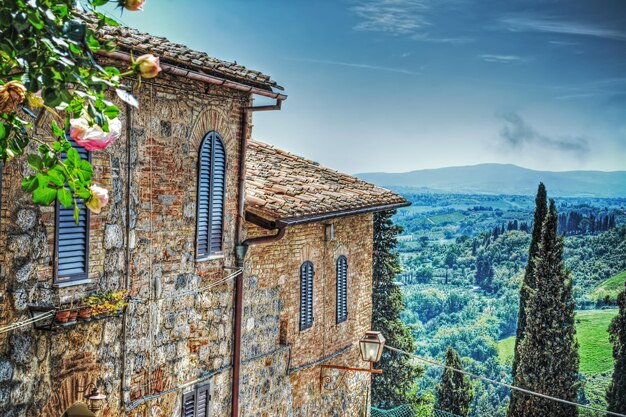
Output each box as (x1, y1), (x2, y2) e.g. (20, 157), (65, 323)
(68, 310), (79, 322)
(55, 310), (71, 323)
(78, 307), (92, 321)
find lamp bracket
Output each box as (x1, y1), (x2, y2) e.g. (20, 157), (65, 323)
(319, 363), (382, 392)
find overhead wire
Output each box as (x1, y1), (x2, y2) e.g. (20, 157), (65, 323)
(0, 311), (56, 334)
(385, 345), (626, 417)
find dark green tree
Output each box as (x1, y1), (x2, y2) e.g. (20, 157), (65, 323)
(436, 347), (474, 417)
(372, 210), (423, 408)
(607, 282), (626, 414)
(509, 183), (547, 415)
(509, 200), (579, 417)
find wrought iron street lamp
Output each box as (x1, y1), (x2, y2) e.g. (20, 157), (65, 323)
(320, 330), (385, 391)
(359, 331), (385, 363)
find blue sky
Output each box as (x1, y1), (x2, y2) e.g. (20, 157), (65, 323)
(106, 1), (626, 173)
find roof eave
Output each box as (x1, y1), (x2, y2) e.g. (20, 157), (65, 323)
(271, 201), (411, 228)
(98, 50), (287, 100)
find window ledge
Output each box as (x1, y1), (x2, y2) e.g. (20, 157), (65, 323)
(196, 254), (225, 263)
(53, 279), (94, 288)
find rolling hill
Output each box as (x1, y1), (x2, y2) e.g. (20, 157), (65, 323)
(356, 164), (626, 197)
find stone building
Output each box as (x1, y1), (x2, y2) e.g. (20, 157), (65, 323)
(0, 20), (407, 417)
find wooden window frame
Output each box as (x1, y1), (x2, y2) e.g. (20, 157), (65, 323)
(195, 131), (227, 260)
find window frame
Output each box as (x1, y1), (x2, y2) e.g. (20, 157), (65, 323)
(299, 260), (314, 331)
(195, 131), (227, 260)
(53, 139), (91, 285)
(336, 255), (348, 324)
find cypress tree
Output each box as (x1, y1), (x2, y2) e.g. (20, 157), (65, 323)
(607, 282), (626, 414)
(509, 182), (547, 414)
(509, 200), (579, 417)
(436, 347), (474, 417)
(371, 210), (423, 408)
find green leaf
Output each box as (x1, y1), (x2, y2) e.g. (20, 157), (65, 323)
(77, 187), (91, 199)
(57, 187), (72, 208)
(48, 167), (65, 186)
(74, 205), (80, 224)
(27, 154), (43, 170)
(103, 105), (119, 119)
(0, 121), (5, 140)
(36, 173), (50, 188)
(76, 160), (93, 182)
(91, 0), (110, 7)
(22, 176), (37, 192)
(42, 87), (62, 107)
(67, 147), (80, 166)
(33, 187), (57, 206)
(51, 121), (64, 138)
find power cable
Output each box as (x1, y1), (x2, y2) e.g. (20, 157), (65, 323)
(385, 345), (626, 417)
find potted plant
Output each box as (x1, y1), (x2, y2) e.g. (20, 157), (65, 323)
(55, 308), (71, 323)
(67, 292), (79, 323)
(78, 296), (93, 321)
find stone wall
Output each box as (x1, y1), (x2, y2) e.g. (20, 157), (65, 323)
(0, 57), (251, 417)
(240, 214), (374, 417)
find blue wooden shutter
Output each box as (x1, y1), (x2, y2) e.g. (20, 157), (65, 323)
(300, 261), (314, 331)
(195, 384), (211, 417)
(196, 132), (226, 258)
(55, 139), (90, 283)
(182, 384), (211, 417)
(336, 255), (348, 323)
(182, 391), (195, 417)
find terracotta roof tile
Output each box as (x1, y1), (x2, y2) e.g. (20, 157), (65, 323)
(92, 18), (281, 91)
(245, 141), (408, 222)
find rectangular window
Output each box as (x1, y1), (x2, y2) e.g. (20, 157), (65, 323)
(182, 383), (212, 417)
(300, 261), (314, 331)
(54, 139), (90, 284)
(336, 256), (348, 324)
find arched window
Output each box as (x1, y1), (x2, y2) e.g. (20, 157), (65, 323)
(54, 138), (90, 284)
(336, 255), (348, 323)
(299, 261), (314, 331)
(196, 131), (226, 258)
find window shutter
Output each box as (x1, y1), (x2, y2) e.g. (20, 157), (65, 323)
(210, 138), (225, 254)
(182, 384), (212, 417)
(196, 132), (226, 258)
(336, 256), (348, 323)
(300, 261), (314, 331)
(195, 384), (211, 417)
(55, 139), (90, 283)
(182, 391), (195, 417)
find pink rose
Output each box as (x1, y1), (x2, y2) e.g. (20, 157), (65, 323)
(120, 0), (145, 11)
(134, 54), (161, 79)
(86, 184), (109, 214)
(69, 116), (121, 151)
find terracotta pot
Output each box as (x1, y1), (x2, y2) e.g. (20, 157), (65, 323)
(68, 310), (79, 322)
(78, 307), (92, 320)
(55, 310), (71, 323)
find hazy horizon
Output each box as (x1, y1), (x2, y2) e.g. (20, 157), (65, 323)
(105, 1), (626, 174)
(355, 161), (626, 175)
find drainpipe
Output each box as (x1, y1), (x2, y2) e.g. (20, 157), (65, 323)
(231, 98), (283, 417)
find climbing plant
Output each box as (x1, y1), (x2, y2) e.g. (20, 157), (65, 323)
(0, 0), (159, 219)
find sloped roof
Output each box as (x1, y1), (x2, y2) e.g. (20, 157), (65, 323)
(96, 22), (282, 92)
(245, 140), (409, 226)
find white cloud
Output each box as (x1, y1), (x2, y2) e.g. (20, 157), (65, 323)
(500, 16), (626, 41)
(351, 0), (431, 35)
(480, 54), (529, 64)
(285, 57), (420, 75)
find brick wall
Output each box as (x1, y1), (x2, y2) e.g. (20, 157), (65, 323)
(0, 57), (251, 417)
(240, 213), (374, 416)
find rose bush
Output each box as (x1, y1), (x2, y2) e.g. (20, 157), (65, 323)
(0, 0), (157, 219)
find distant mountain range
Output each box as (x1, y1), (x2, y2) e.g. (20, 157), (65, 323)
(356, 164), (626, 197)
